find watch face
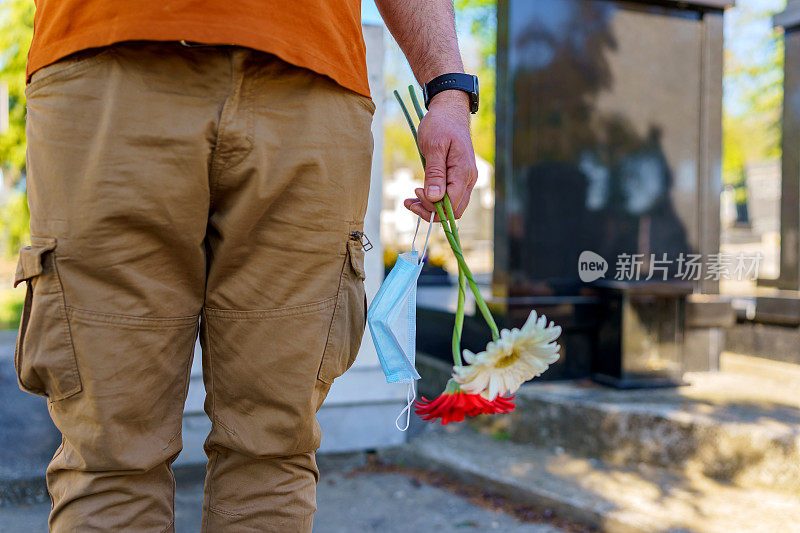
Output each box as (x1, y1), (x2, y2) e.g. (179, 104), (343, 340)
(471, 75), (480, 113)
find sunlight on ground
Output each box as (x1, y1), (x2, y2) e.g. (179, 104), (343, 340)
(680, 352), (800, 410)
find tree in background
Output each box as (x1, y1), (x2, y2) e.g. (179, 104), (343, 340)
(383, 0), (497, 181)
(0, 0), (33, 180)
(455, 0), (495, 166)
(0, 0), (34, 255)
(723, 0), (785, 223)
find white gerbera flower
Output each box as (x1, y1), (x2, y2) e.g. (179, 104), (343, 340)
(453, 311), (561, 400)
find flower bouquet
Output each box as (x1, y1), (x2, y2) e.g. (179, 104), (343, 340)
(394, 86), (562, 425)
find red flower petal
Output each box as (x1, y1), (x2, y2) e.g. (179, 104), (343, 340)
(414, 390), (515, 424)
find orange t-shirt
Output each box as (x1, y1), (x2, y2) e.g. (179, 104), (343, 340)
(27, 0), (370, 97)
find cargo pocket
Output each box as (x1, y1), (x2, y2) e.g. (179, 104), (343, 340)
(13, 236), (81, 401)
(317, 235), (367, 384)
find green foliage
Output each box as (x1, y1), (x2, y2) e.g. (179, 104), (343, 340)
(0, 288), (24, 330)
(384, 118), (424, 180)
(0, 188), (29, 256)
(381, 1), (498, 174)
(723, 1), (784, 189)
(0, 1), (33, 259)
(456, 0), (496, 164)
(0, 0), (35, 180)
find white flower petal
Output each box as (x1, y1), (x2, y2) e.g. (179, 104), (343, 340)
(452, 311), (562, 400)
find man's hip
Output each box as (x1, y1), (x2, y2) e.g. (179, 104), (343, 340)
(20, 41), (374, 532)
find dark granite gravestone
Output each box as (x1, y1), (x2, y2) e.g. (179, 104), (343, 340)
(737, 3), (800, 329)
(772, 3), (800, 293)
(489, 0), (730, 384)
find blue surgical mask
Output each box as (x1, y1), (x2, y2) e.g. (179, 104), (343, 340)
(367, 213), (433, 430)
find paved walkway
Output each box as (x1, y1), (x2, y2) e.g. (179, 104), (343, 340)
(0, 330), (563, 532)
(0, 468), (565, 533)
(0, 331), (61, 488)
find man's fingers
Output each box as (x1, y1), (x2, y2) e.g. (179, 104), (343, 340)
(414, 188), (437, 212)
(419, 122), (449, 203)
(403, 198), (440, 222)
(446, 152), (478, 218)
(445, 171), (467, 217)
(423, 161), (447, 203)
(417, 108), (478, 218)
(454, 187), (473, 218)
(454, 166), (477, 217)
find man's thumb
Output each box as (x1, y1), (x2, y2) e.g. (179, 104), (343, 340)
(424, 164), (446, 203)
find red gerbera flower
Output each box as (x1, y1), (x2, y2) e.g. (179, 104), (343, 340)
(483, 394), (516, 415)
(415, 379), (516, 425)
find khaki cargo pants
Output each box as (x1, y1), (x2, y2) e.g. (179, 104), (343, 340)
(16, 42), (373, 532)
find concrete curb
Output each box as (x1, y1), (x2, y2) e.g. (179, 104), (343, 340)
(379, 425), (800, 533)
(416, 352), (800, 493)
(379, 437), (646, 533)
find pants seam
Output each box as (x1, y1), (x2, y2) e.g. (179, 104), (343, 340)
(47, 438), (65, 512)
(202, 451), (219, 531)
(202, 309), (216, 422)
(214, 417), (238, 438)
(207, 82), (230, 205)
(208, 505), (243, 518)
(208, 51), (247, 202)
(163, 322), (200, 451)
(203, 296), (335, 319)
(200, 308), (219, 533)
(66, 306), (199, 327)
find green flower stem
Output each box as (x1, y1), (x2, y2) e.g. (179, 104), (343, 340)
(409, 85), (426, 122)
(443, 196), (461, 247)
(452, 264), (466, 366)
(393, 90), (425, 166)
(394, 89), (500, 346)
(442, 195), (467, 364)
(434, 201), (500, 342)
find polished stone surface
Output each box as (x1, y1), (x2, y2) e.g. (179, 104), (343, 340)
(488, 0), (727, 382)
(776, 4), (800, 290)
(494, 0), (724, 294)
(416, 284), (599, 380)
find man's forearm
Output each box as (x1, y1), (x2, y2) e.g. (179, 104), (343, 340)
(379, 0), (478, 219)
(375, 0), (465, 86)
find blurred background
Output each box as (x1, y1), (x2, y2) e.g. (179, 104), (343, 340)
(2, 0), (800, 531)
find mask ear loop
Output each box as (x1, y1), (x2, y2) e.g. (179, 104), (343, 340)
(411, 211), (435, 266)
(395, 380), (416, 431)
(396, 210), (432, 431)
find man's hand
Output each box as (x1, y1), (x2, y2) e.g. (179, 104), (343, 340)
(403, 90), (478, 221)
(375, 0), (478, 220)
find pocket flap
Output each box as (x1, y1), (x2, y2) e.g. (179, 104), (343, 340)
(347, 239), (366, 280)
(14, 238), (57, 287)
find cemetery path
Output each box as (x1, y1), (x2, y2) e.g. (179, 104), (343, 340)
(0, 467), (567, 533)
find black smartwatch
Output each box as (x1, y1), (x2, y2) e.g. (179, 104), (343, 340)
(423, 73), (479, 114)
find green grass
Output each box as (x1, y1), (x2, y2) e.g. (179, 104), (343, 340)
(491, 428), (511, 442)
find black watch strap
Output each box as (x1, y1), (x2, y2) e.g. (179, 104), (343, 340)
(423, 73), (479, 114)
